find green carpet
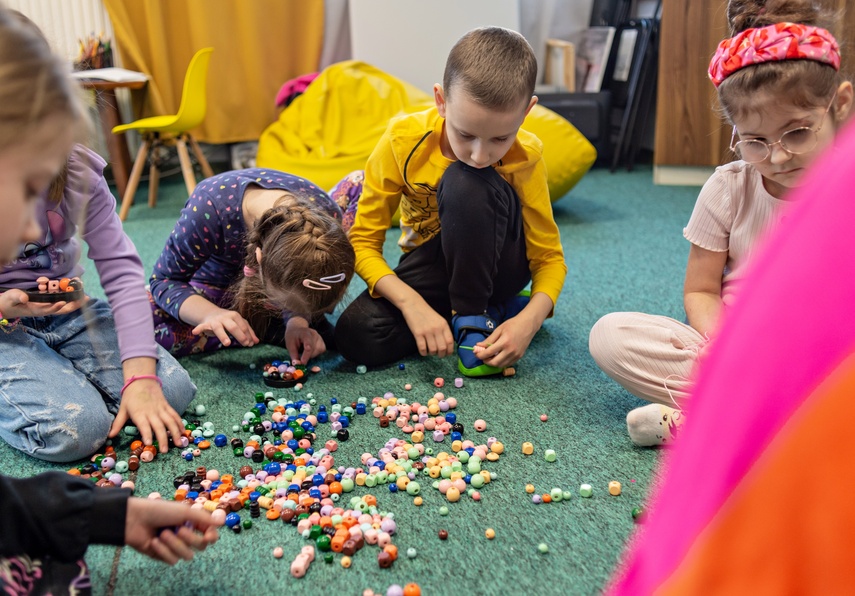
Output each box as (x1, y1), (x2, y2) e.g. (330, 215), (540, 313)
(0, 165), (700, 595)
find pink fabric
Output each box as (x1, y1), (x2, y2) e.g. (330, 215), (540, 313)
(610, 119), (855, 593)
(709, 23), (840, 87)
(274, 72), (318, 108)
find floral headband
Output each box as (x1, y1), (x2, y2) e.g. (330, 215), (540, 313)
(708, 22), (840, 88)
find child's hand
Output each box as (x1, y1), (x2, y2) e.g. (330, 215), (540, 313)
(285, 316), (326, 364)
(401, 301), (454, 359)
(0, 288), (87, 318)
(192, 308), (259, 348)
(125, 498), (221, 564)
(108, 379), (185, 454)
(473, 312), (540, 369)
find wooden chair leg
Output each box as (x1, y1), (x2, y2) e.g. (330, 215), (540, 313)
(188, 134), (214, 179)
(119, 137), (151, 222)
(176, 135), (197, 196)
(148, 157), (160, 209)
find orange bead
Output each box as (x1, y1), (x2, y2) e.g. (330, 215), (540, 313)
(129, 440), (143, 451)
(328, 481), (343, 495)
(197, 440), (211, 449)
(266, 509), (281, 521)
(542, 494), (552, 504)
(58, 278), (70, 291)
(330, 535), (347, 552)
(67, 468), (81, 476)
(363, 494), (377, 507)
(403, 583), (421, 596)
(383, 544), (398, 561)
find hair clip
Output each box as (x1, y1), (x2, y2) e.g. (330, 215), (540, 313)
(302, 273), (346, 290)
(243, 265), (258, 277)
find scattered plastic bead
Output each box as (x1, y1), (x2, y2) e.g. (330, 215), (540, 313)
(341, 556), (352, 568)
(544, 449), (557, 462)
(609, 480), (622, 496)
(356, 365), (368, 374)
(273, 546), (284, 559)
(538, 543), (549, 554)
(580, 483), (593, 498)
(525, 484), (535, 494)
(632, 507), (644, 521)
(195, 404), (206, 416)
(521, 442), (534, 455)
(473, 419), (487, 432)
(438, 529), (448, 540)
(502, 367), (516, 377)
(407, 547), (417, 558)
(439, 506), (449, 516)
(540, 414), (548, 422)
(404, 383), (412, 391)
(433, 377), (444, 388)
(454, 377), (464, 388)
(485, 528), (496, 539)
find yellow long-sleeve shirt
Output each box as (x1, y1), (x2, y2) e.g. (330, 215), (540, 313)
(349, 106), (567, 308)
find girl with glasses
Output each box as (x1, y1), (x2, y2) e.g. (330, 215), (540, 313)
(590, 0), (852, 446)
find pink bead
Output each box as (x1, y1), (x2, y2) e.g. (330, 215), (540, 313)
(433, 392), (445, 400)
(206, 469), (220, 481)
(364, 528), (378, 544)
(290, 555), (310, 578)
(438, 479), (452, 494)
(377, 531), (391, 547)
(325, 440), (338, 452)
(140, 450), (154, 462)
(121, 480), (135, 492)
(434, 377), (444, 388)
(540, 414), (548, 422)
(471, 491), (482, 501)
(211, 509), (226, 525)
(301, 545), (315, 562)
(446, 397), (458, 408)
(424, 419), (436, 431)
(453, 478), (466, 492)
(432, 430), (445, 442)
(273, 546), (284, 559)
(404, 383), (412, 390)
(474, 419), (487, 432)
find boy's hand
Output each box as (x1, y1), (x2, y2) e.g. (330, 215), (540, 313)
(285, 316), (326, 364)
(108, 379), (185, 454)
(125, 498), (221, 564)
(473, 313), (539, 369)
(191, 308), (259, 347)
(0, 288), (87, 318)
(474, 292), (553, 368)
(402, 301), (454, 359)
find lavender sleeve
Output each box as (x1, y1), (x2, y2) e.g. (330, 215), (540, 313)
(70, 147), (159, 361)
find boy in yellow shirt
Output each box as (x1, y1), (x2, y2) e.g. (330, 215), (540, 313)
(335, 26), (567, 376)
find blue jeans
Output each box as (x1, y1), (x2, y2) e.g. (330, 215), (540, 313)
(0, 299), (196, 462)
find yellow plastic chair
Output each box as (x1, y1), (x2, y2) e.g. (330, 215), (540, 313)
(113, 47), (215, 221)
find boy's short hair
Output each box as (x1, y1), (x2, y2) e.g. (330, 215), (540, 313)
(443, 26), (537, 111)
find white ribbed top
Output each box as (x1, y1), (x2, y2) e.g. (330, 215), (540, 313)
(684, 160), (788, 305)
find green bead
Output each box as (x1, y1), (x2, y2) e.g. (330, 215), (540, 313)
(364, 474), (377, 488)
(470, 474), (485, 489)
(550, 488), (563, 502)
(309, 525), (323, 539)
(406, 481), (421, 495)
(407, 447), (420, 460)
(324, 552), (334, 564)
(632, 507), (644, 521)
(114, 461), (129, 473)
(233, 447), (243, 456)
(254, 392), (265, 403)
(341, 478), (355, 492)
(93, 455), (104, 465)
(250, 407), (261, 417)
(293, 427), (305, 439)
(242, 423), (250, 432)
(439, 506), (449, 516)
(273, 451), (285, 462)
(544, 449), (557, 462)
(456, 451), (469, 463)
(316, 535), (332, 551)
(123, 425), (138, 436)
(185, 423), (197, 431)
(580, 483), (593, 498)
(242, 519), (252, 530)
(538, 543), (549, 554)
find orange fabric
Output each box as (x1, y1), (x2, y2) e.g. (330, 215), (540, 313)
(660, 353), (855, 594)
(104, 0), (324, 143)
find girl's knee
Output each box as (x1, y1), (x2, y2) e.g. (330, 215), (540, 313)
(24, 412), (113, 463)
(589, 313), (624, 365)
(158, 360), (196, 413)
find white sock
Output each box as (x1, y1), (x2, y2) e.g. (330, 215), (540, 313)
(626, 403), (685, 447)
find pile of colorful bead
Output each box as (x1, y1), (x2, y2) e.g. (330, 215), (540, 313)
(524, 483), (573, 504)
(67, 445), (134, 491)
(371, 391), (463, 444)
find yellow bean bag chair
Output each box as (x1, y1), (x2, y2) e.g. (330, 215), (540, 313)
(257, 60), (596, 202)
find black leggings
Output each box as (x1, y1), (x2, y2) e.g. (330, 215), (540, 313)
(335, 161), (530, 366)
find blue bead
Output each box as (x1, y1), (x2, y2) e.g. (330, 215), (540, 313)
(211, 480), (222, 489)
(301, 421), (313, 431)
(295, 400), (307, 408)
(184, 453), (194, 461)
(309, 488), (322, 499)
(375, 461), (386, 471)
(214, 434), (228, 447)
(286, 416), (297, 424)
(255, 403), (267, 415)
(355, 404), (366, 415)
(225, 513), (240, 528)
(330, 398), (338, 405)
(464, 474), (472, 484)
(339, 417), (350, 428)
(317, 412), (329, 424)
(388, 484), (398, 493)
(287, 439), (299, 450)
(312, 474), (324, 486)
(450, 431), (462, 442)
(287, 484), (300, 494)
(285, 464), (297, 472)
(465, 447), (475, 455)
(271, 360), (282, 367)
(398, 363), (406, 370)
(187, 491), (199, 500)
(445, 413), (457, 424)
(319, 405), (327, 411)
(265, 462), (281, 475)
(249, 491), (260, 502)
(193, 436), (205, 445)
(305, 447), (314, 455)
(274, 439), (282, 446)
(334, 473), (342, 481)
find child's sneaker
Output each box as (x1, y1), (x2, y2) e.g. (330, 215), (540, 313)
(452, 313), (503, 377)
(626, 403), (685, 446)
(487, 289), (531, 323)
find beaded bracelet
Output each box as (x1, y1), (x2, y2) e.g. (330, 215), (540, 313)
(121, 374), (163, 395)
(0, 309), (19, 333)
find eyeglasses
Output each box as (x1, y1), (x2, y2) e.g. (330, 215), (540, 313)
(730, 94), (836, 164)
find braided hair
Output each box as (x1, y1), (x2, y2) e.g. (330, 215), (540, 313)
(231, 194), (354, 336)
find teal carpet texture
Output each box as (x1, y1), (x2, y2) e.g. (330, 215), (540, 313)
(0, 165), (700, 595)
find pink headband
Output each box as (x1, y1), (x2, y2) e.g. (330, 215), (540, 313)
(709, 22), (840, 88)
